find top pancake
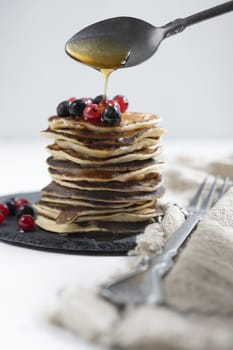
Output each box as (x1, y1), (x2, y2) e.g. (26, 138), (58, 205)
(48, 112), (162, 134)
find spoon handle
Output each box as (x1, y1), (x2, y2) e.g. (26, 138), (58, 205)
(163, 0), (233, 37)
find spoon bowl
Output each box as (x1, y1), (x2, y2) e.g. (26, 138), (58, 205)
(65, 17), (165, 68)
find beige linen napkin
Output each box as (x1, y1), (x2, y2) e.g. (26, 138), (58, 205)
(48, 156), (233, 350)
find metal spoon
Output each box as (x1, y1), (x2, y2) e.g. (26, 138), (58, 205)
(65, 1), (233, 68)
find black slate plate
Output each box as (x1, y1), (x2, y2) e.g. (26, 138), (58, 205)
(0, 192), (136, 255)
(0, 192), (137, 255)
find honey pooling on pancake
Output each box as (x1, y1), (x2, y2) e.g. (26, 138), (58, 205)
(34, 95), (166, 234)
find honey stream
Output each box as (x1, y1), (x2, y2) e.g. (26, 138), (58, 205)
(65, 37), (130, 97)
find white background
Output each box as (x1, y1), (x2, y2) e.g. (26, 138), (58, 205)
(0, 0), (233, 141)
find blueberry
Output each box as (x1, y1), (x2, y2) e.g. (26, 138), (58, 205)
(69, 99), (87, 118)
(101, 106), (121, 125)
(56, 101), (70, 117)
(5, 198), (16, 216)
(93, 95), (104, 104)
(16, 205), (35, 219)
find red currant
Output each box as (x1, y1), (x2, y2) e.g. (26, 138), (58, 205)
(15, 198), (30, 210)
(82, 97), (93, 104)
(0, 212), (5, 224)
(113, 95), (129, 112)
(83, 104), (102, 123)
(0, 203), (9, 218)
(18, 215), (35, 232)
(68, 97), (76, 103)
(107, 99), (120, 110)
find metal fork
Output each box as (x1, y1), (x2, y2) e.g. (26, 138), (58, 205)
(100, 176), (230, 306)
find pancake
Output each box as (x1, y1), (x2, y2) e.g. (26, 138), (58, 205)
(48, 164), (163, 183)
(42, 126), (164, 147)
(39, 195), (156, 209)
(47, 143), (163, 165)
(35, 202), (161, 223)
(52, 177), (163, 192)
(41, 181), (165, 203)
(37, 199), (157, 215)
(36, 215), (155, 234)
(48, 164), (163, 182)
(55, 137), (160, 159)
(47, 156), (160, 172)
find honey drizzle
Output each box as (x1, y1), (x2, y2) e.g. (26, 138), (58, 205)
(101, 69), (113, 98)
(65, 36), (130, 96)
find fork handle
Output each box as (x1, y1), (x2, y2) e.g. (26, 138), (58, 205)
(163, 213), (202, 257)
(147, 270), (164, 305)
(151, 213), (202, 279)
(145, 213), (202, 305)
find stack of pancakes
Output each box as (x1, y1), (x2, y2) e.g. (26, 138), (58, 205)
(35, 112), (166, 234)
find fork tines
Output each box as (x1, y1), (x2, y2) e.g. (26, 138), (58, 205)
(187, 176), (230, 214)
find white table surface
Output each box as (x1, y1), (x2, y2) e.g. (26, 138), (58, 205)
(0, 139), (232, 350)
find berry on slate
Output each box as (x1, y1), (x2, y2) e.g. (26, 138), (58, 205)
(0, 212), (5, 224)
(93, 95), (104, 104)
(5, 198), (16, 216)
(69, 99), (87, 118)
(56, 101), (70, 117)
(83, 104), (102, 123)
(16, 205), (35, 219)
(18, 215), (35, 232)
(101, 106), (121, 126)
(0, 203), (9, 218)
(113, 95), (128, 113)
(16, 198), (30, 210)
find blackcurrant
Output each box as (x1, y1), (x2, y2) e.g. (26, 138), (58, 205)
(5, 198), (16, 216)
(101, 106), (121, 126)
(93, 95), (104, 104)
(16, 205), (35, 219)
(56, 101), (70, 117)
(69, 99), (87, 118)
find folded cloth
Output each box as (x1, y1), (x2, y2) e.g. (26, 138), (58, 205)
(48, 156), (233, 350)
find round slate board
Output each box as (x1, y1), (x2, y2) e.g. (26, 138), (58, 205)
(0, 192), (137, 255)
